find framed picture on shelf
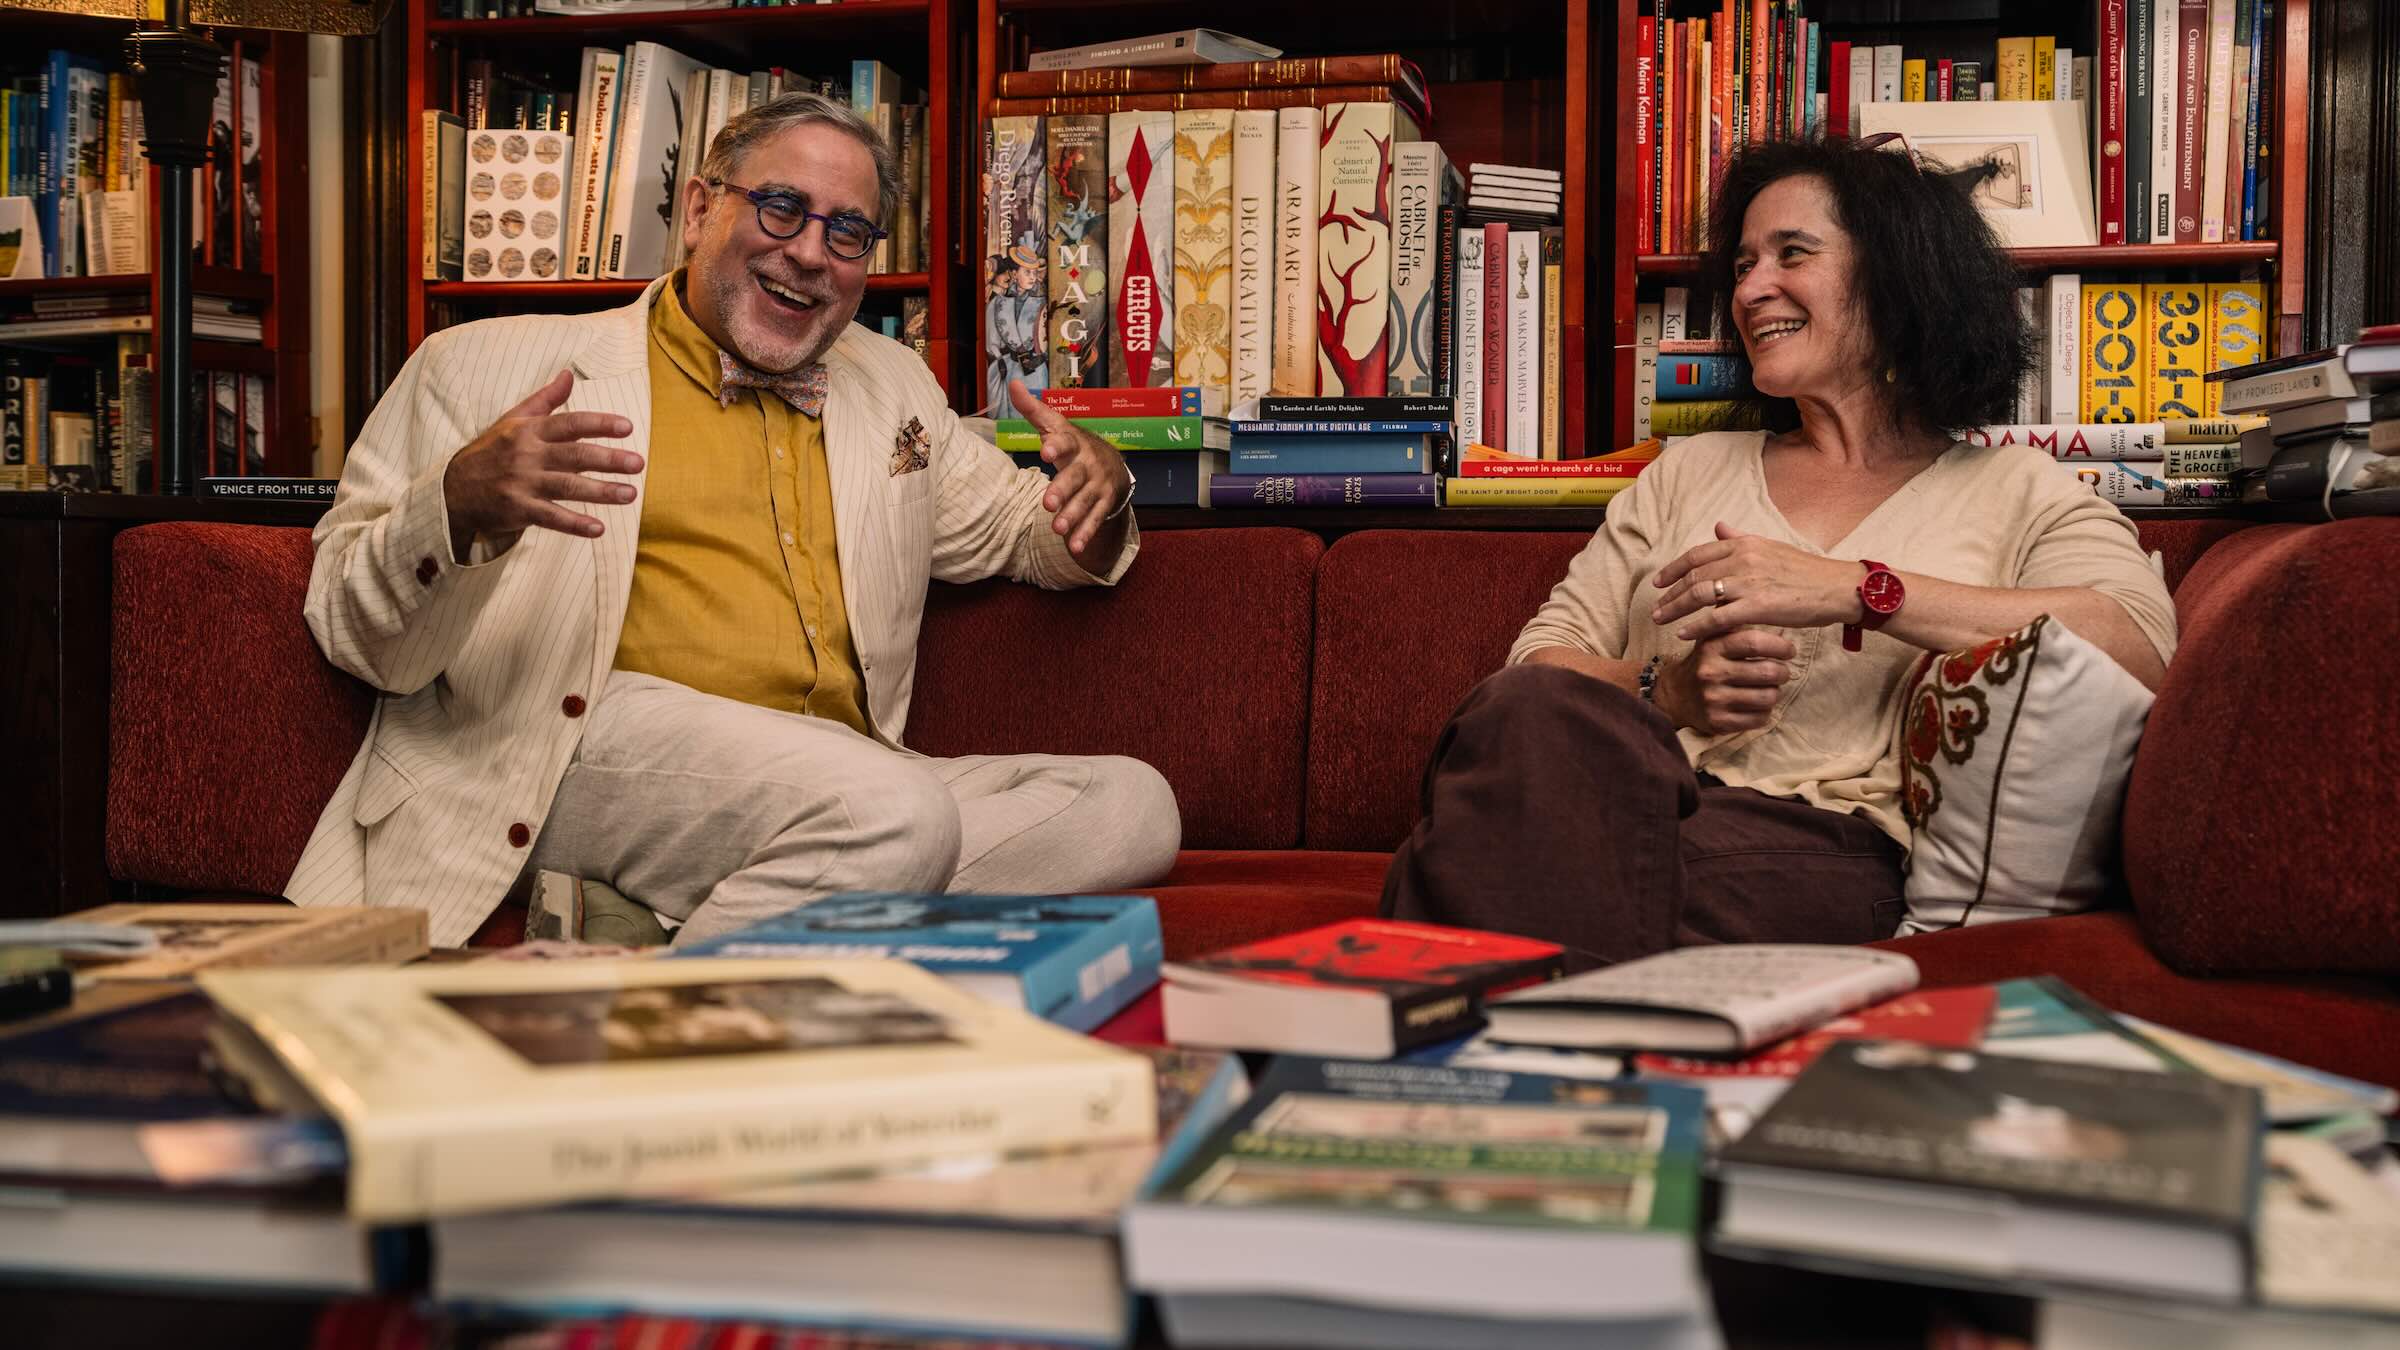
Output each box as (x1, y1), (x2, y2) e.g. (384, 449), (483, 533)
(1856, 100), (2096, 249)
(0, 197), (43, 280)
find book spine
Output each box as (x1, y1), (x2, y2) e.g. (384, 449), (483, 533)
(1453, 227), (1484, 444)
(2175, 0), (2207, 241)
(1479, 221), (1507, 448)
(990, 87), (1404, 117)
(2240, 0), (2268, 240)
(597, 45), (651, 279)
(1229, 441), (1429, 474)
(1252, 395), (1453, 417)
(358, 1053), (1154, 1223)
(2203, 282), (2265, 416)
(1045, 114), (1108, 388)
(1454, 459), (1647, 478)
(1873, 45), (1902, 102)
(997, 55), (1410, 97)
(1431, 202), (1458, 399)
(2036, 36), (2058, 99)
(2147, 284), (2207, 421)
(2083, 282), (2146, 423)
(984, 114), (1048, 407)
(1442, 476), (1633, 506)
(1635, 17), (1655, 254)
(1170, 109), (1234, 398)
(1270, 106), (1322, 396)
(1959, 422), (2166, 459)
(1827, 40), (1850, 136)
(1655, 353), (1749, 401)
(1540, 228), (1562, 460)
(1040, 386), (1203, 416)
(2160, 415), (2263, 442)
(1848, 42), (1873, 132)
(2198, 0), (2235, 241)
(1227, 110), (1276, 407)
(1656, 17), (1673, 246)
(420, 111), (443, 281)
(1902, 58), (1926, 102)
(1315, 102), (1396, 397)
(2219, 0), (2253, 243)
(2151, 0), (2179, 240)
(1387, 142), (1442, 397)
(2067, 460), (2236, 505)
(1504, 230), (1539, 455)
(2014, 289), (2045, 423)
(1019, 906), (1165, 1034)
(2162, 442), (2242, 476)
(1209, 473), (1438, 508)
(2125, 0), (2152, 240)
(1633, 301), (1661, 441)
(570, 53), (620, 281)
(994, 416), (1214, 451)
(1108, 111), (1176, 389)
(2098, 0), (2127, 244)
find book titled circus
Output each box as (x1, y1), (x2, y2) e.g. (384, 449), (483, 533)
(1109, 110), (1176, 388)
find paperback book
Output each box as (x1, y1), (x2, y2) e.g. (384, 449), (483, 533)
(1485, 945), (1919, 1055)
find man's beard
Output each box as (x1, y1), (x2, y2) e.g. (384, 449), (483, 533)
(710, 264), (844, 373)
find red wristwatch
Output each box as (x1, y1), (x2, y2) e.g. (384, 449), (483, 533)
(1844, 559), (1905, 651)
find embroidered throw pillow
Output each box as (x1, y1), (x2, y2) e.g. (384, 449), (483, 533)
(1895, 614), (2156, 934)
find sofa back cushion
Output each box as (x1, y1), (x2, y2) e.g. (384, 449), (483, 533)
(2125, 519), (2400, 976)
(911, 527), (1322, 850)
(110, 523), (372, 893)
(1306, 530), (1588, 850)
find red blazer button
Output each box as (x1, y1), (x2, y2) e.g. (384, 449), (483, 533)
(508, 823), (531, 848)
(416, 557), (438, 585)
(561, 694), (587, 718)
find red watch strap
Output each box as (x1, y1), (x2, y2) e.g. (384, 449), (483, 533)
(1845, 559), (1895, 652)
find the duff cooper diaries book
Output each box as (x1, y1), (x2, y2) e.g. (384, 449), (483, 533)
(671, 893), (1163, 1034)
(199, 957), (1156, 1222)
(1717, 1040), (2263, 1300)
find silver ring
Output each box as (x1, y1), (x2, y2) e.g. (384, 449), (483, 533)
(1712, 579), (1728, 605)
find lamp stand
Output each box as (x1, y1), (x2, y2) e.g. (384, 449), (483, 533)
(124, 0), (223, 496)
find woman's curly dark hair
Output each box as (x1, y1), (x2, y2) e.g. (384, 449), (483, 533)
(1700, 138), (2033, 437)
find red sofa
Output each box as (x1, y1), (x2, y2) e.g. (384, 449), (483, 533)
(107, 518), (2400, 1088)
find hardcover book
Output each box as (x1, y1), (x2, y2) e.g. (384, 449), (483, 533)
(1316, 101), (1399, 397)
(1442, 477), (1633, 507)
(984, 114), (1048, 408)
(2045, 273), (2082, 423)
(1208, 472), (1438, 508)
(1386, 141), (1455, 397)
(1504, 229), (1541, 454)
(1269, 106), (1322, 395)
(2082, 282), (2148, 423)
(1127, 1057), (1709, 1325)
(2204, 281), (2266, 415)
(1634, 985), (1997, 1086)
(200, 958), (1158, 1222)
(1227, 110), (1276, 409)
(1485, 946), (1920, 1055)
(1108, 110), (1176, 388)
(1454, 226), (1485, 443)
(1028, 28), (1281, 74)
(1169, 109), (1234, 397)
(1044, 114), (1108, 388)
(420, 111), (465, 281)
(994, 414), (1228, 452)
(1161, 918), (1562, 1058)
(1717, 1041), (2262, 1301)
(1041, 384), (1220, 418)
(1012, 448), (1225, 506)
(2147, 284), (2208, 421)
(597, 41), (703, 280)
(1226, 433), (1431, 475)
(13, 902), (428, 981)
(673, 893), (1163, 1034)
(1958, 422), (2167, 460)
(564, 47), (620, 282)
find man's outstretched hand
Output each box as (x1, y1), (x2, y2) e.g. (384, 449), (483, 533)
(442, 369), (644, 559)
(1008, 378), (1132, 559)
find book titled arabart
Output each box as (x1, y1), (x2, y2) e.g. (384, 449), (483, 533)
(1044, 114), (1108, 387)
(983, 114), (1048, 408)
(1109, 110), (1176, 387)
(673, 893), (1162, 1034)
(200, 958), (1158, 1222)
(1269, 106), (1321, 395)
(1316, 101), (1399, 397)
(1170, 109), (1234, 398)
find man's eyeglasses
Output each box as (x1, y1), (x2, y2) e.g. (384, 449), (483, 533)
(710, 179), (887, 261)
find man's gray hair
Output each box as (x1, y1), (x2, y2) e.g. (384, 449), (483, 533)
(697, 90), (903, 228)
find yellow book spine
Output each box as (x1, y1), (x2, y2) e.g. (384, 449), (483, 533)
(2146, 285), (2207, 422)
(2083, 283), (2147, 424)
(1996, 38), (2035, 100)
(103, 75), (124, 186)
(2204, 282), (2267, 418)
(2034, 37), (2057, 100)
(1903, 60), (1927, 102)
(1443, 478), (1634, 507)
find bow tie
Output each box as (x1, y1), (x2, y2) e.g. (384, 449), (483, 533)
(717, 353), (829, 417)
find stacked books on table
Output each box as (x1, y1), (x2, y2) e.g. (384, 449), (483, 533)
(1446, 438), (1662, 507)
(1464, 162), (1562, 225)
(1955, 419), (2258, 507)
(2207, 324), (2400, 517)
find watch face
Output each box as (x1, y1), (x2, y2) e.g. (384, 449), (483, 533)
(1862, 569), (1906, 615)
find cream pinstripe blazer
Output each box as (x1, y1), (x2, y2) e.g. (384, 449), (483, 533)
(284, 279), (1135, 946)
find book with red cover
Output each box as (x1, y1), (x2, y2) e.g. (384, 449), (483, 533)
(1161, 919), (1564, 1058)
(1633, 984), (1998, 1082)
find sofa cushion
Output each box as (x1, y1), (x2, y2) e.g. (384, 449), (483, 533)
(1876, 911), (2400, 1091)
(2125, 519), (2400, 976)
(1140, 849), (1389, 961)
(909, 527), (1322, 850)
(2132, 518), (2252, 595)
(109, 524), (371, 894)
(1306, 530), (1588, 850)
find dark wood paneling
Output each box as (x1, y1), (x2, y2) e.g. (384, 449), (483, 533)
(346, 20), (414, 446)
(2307, 0), (2400, 344)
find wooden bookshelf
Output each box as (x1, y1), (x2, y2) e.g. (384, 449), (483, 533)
(1605, 0), (2317, 452)
(0, 30), (312, 480)
(978, 0), (1597, 444)
(402, 0), (965, 398)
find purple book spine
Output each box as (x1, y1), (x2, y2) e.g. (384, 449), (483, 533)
(1208, 473), (1439, 508)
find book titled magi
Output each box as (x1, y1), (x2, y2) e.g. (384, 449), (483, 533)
(200, 958), (1157, 1221)
(1045, 114), (1109, 387)
(1208, 472), (1437, 508)
(671, 892), (1162, 1034)
(1161, 918), (1563, 1057)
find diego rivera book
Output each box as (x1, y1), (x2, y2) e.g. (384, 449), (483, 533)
(1715, 1040), (2263, 1302)
(1161, 918), (1562, 1058)
(983, 114), (1048, 408)
(1126, 1057), (1711, 1335)
(198, 958), (1157, 1222)
(12, 902), (428, 981)
(432, 1047), (1245, 1346)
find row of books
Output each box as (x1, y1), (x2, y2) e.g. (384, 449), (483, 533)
(0, 344), (276, 493)
(1637, 0), (2278, 252)
(2210, 326), (2400, 517)
(421, 46), (927, 284)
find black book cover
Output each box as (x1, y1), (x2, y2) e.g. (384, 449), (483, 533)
(1722, 1040), (2260, 1232)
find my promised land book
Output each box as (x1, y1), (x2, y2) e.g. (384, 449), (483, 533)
(198, 958), (1157, 1222)
(674, 893), (1163, 1033)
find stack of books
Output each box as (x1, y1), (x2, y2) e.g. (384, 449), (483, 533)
(1464, 162), (1563, 224)
(2209, 328), (2400, 517)
(1213, 396), (1447, 509)
(999, 385), (1229, 507)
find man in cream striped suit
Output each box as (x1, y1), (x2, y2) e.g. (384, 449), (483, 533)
(286, 93), (1179, 948)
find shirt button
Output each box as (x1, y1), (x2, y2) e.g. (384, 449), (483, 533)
(561, 694), (586, 718)
(508, 823), (531, 848)
(773, 446), (787, 459)
(780, 531), (795, 547)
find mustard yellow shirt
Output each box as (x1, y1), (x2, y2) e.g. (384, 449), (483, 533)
(613, 276), (870, 734)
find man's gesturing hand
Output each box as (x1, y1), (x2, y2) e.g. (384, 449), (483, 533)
(442, 369), (643, 558)
(1008, 378), (1131, 556)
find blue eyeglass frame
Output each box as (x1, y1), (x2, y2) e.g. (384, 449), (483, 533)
(709, 178), (888, 259)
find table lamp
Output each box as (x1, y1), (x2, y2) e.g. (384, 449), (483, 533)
(6, 0), (394, 494)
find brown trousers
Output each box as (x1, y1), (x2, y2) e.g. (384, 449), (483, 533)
(1381, 664), (1906, 972)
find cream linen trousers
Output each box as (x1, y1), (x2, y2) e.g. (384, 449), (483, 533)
(526, 670), (1182, 943)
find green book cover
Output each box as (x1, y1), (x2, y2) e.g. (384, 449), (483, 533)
(993, 415), (1228, 451)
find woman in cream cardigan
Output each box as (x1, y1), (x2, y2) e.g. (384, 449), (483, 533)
(1382, 137), (2176, 969)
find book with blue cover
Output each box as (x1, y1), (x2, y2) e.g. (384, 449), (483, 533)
(673, 893), (1163, 1033)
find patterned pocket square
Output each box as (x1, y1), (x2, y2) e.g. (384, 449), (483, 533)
(890, 416), (932, 476)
